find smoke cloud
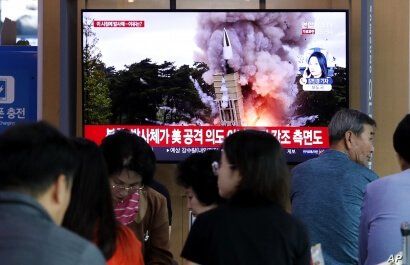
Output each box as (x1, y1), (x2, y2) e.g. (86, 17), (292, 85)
(289, 115), (319, 126)
(190, 76), (218, 115)
(194, 12), (314, 126)
(219, 76), (229, 108)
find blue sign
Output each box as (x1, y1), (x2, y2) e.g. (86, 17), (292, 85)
(0, 46), (37, 132)
(0, 80), (6, 99)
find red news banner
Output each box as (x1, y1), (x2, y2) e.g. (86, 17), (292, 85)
(84, 125), (329, 149)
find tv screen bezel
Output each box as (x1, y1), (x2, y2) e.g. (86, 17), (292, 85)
(80, 9), (350, 164)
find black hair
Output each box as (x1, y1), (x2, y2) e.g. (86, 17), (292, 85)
(177, 150), (224, 206)
(0, 121), (78, 197)
(148, 179), (173, 225)
(100, 130), (156, 184)
(328, 108), (376, 145)
(62, 138), (117, 260)
(307, 51), (328, 78)
(222, 130), (289, 209)
(393, 114), (410, 164)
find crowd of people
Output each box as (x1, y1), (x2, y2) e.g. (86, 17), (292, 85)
(0, 108), (409, 265)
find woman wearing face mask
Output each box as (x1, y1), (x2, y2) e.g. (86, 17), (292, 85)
(176, 150), (224, 217)
(62, 138), (144, 265)
(181, 130), (311, 265)
(100, 130), (174, 265)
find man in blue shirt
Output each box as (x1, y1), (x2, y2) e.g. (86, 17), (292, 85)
(0, 122), (105, 265)
(359, 114), (410, 265)
(291, 109), (378, 265)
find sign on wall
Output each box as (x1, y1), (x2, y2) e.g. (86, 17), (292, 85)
(0, 46), (37, 132)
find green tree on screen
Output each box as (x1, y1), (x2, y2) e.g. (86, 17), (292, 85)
(107, 59), (211, 125)
(83, 18), (112, 124)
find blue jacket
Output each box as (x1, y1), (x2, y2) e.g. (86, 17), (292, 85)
(0, 191), (106, 265)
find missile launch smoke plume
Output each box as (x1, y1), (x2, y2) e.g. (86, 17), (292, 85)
(190, 76), (218, 116)
(194, 12), (314, 126)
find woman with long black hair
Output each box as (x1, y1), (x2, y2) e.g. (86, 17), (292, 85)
(62, 138), (144, 265)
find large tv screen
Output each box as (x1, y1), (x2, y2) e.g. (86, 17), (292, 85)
(82, 10), (348, 163)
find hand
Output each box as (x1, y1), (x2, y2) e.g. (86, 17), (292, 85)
(299, 68), (311, 85)
(303, 68), (311, 78)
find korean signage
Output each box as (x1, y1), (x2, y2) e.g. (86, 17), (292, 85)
(0, 46), (37, 132)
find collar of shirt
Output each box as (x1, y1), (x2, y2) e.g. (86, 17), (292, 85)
(0, 191), (54, 223)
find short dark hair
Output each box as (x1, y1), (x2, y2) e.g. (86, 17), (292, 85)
(222, 130), (289, 209)
(328, 109), (376, 144)
(100, 130), (156, 184)
(393, 114), (410, 164)
(62, 138), (117, 260)
(177, 150), (224, 206)
(0, 121), (79, 197)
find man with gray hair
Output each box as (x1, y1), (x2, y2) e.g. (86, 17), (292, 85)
(291, 109), (378, 265)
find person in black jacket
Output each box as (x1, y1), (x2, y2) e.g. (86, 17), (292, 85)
(181, 130), (311, 265)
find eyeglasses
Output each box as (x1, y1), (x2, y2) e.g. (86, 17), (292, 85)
(211, 161), (219, 176)
(212, 160), (236, 176)
(111, 168), (144, 194)
(111, 183), (144, 194)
